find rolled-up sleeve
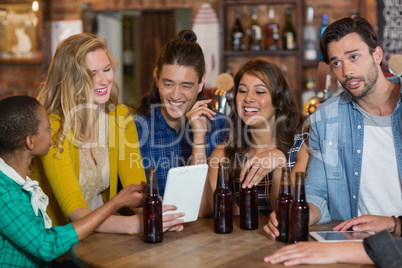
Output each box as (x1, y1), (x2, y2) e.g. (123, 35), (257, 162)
(305, 110), (331, 224)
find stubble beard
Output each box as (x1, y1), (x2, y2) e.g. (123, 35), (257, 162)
(341, 59), (379, 100)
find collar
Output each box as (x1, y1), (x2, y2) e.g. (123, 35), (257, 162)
(0, 158), (52, 229)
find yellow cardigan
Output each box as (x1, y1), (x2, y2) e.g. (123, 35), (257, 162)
(32, 104), (146, 227)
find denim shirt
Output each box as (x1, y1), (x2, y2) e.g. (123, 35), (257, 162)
(306, 76), (402, 224)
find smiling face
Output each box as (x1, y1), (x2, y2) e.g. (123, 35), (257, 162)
(328, 33), (380, 99)
(156, 64), (204, 129)
(236, 73), (275, 128)
(86, 48), (114, 104)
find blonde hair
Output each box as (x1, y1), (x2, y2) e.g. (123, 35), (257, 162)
(36, 33), (120, 156)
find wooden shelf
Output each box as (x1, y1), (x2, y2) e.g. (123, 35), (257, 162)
(219, 0), (303, 97)
(223, 0), (298, 6)
(224, 50), (297, 57)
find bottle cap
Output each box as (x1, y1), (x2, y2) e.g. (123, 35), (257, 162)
(322, 14), (328, 24)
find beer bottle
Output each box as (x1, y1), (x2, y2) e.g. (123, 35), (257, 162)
(282, 7), (296, 50)
(239, 184), (258, 230)
(247, 7), (262, 51)
(276, 167), (293, 242)
(231, 7), (245, 51)
(288, 172), (309, 243)
(264, 7), (279, 51)
(214, 162), (233, 234)
(143, 168), (163, 243)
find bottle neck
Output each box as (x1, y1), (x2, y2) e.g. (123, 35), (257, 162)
(285, 10), (292, 23)
(294, 179), (306, 201)
(217, 167), (229, 189)
(279, 170), (292, 195)
(306, 6), (314, 24)
(146, 170), (160, 196)
(268, 8), (274, 21)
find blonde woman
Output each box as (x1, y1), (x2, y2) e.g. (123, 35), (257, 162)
(33, 33), (184, 234)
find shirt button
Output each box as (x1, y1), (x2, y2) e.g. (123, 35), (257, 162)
(354, 172), (358, 175)
(357, 125), (361, 129)
(357, 150), (361, 153)
(328, 141), (333, 145)
(353, 195), (357, 199)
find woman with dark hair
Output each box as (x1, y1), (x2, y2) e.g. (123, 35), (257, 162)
(134, 29), (228, 196)
(199, 59), (309, 216)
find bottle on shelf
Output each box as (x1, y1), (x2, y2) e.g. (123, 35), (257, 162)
(318, 14), (329, 61)
(301, 77), (316, 115)
(288, 172), (309, 244)
(247, 7), (262, 51)
(264, 7), (279, 51)
(231, 7), (245, 51)
(282, 7), (296, 50)
(239, 184), (258, 230)
(303, 5), (317, 61)
(275, 167), (293, 242)
(143, 168), (163, 243)
(123, 17), (134, 76)
(214, 162), (233, 234)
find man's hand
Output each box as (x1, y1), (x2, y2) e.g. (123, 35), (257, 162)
(162, 205), (185, 232)
(264, 241), (373, 266)
(186, 99), (216, 136)
(333, 214), (398, 234)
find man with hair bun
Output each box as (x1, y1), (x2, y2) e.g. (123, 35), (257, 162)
(134, 29), (229, 197)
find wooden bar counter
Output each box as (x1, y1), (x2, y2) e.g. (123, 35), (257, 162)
(72, 216), (375, 268)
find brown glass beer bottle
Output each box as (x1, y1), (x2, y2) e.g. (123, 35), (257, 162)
(214, 162), (233, 234)
(276, 167), (293, 242)
(143, 168), (163, 243)
(288, 172), (309, 243)
(239, 184), (258, 230)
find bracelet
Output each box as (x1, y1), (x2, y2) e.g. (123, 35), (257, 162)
(192, 143), (206, 146)
(399, 216), (402, 237)
(391, 215), (397, 235)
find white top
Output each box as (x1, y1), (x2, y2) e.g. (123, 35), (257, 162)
(79, 111), (110, 210)
(358, 107), (402, 216)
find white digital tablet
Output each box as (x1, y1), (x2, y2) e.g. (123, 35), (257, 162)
(310, 231), (375, 242)
(162, 164), (209, 223)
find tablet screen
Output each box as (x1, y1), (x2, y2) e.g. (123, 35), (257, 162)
(162, 164), (209, 223)
(310, 231), (374, 242)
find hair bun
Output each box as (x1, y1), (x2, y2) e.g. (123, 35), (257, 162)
(177, 29), (197, 42)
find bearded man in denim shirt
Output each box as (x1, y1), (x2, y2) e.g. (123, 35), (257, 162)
(264, 16), (402, 240)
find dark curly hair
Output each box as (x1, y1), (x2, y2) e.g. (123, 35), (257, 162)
(320, 16), (378, 64)
(0, 96), (41, 155)
(136, 29), (206, 116)
(226, 59), (306, 177)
